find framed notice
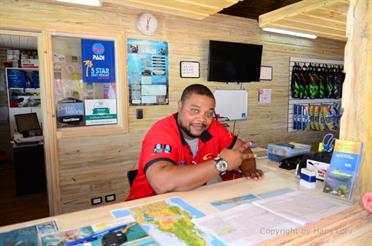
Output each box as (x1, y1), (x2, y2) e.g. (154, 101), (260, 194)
(180, 61), (200, 78)
(260, 66), (273, 81)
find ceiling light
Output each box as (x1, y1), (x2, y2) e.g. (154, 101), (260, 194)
(56, 0), (102, 7)
(262, 27), (317, 39)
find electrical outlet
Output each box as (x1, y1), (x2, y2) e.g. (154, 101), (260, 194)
(105, 194), (116, 203)
(136, 109), (143, 119)
(91, 196), (103, 205)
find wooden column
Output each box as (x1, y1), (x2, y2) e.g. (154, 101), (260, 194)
(341, 0), (372, 198)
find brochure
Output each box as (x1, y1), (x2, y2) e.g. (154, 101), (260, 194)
(0, 220), (58, 246)
(323, 139), (363, 201)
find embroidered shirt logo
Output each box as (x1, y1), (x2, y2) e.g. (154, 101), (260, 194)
(164, 144), (172, 153)
(153, 144), (163, 153)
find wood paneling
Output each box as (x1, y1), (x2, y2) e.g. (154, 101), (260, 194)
(259, 0), (349, 41)
(105, 0), (241, 20)
(341, 0), (372, 199)
(0, 0), (344, 213)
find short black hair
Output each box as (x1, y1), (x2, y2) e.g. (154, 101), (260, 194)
(180, 84), (215, 102)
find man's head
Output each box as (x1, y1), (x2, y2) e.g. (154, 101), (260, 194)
(178, 84), (216, 139)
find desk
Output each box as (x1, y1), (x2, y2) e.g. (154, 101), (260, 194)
(12, 142), (46, 195)
(0, 159), (371, 245)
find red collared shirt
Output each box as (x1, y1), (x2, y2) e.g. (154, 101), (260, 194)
(126, 113), (237, 201)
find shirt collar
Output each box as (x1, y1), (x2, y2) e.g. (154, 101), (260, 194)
(174, 113), (213, 145)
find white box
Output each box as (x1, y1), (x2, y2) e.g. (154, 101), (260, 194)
(21, 59), (38, 68)
(306, 159), (330, 181)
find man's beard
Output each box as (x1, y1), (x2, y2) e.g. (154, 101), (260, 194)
(178, 120), (206, 139)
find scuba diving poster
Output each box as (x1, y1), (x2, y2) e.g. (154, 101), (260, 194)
(127, 38), (168, 105)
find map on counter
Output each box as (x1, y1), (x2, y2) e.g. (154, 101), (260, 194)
(111, 197), (225, 246)
(210, 188), (294, 211)
(210, 194), (259, 211)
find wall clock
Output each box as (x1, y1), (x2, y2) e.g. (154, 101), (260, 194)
(136, 12), (158, 36)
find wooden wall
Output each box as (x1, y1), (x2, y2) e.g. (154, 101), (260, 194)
(341, 0), (372, 199)
(1, 0), (345, 213)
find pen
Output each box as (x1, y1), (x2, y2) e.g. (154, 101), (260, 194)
(66, 223), (131, 246)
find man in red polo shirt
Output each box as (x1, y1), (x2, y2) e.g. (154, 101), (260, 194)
(127, 84), (263, 201)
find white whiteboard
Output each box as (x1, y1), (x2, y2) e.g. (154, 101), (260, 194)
(214, 89), (248, 120)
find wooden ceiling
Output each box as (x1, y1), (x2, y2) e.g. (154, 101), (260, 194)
(104, 0), (242, 20)
(105, 0), (349, 41)
(258, 0), (349, 41)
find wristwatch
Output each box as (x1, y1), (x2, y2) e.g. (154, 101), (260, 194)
(214, 156), (228, 175)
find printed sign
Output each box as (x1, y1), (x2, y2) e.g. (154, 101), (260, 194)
(81, 39), (115, 83)
(57, 101), (84, 124)
(84, 99), (117, 125)
(127, 39), (169, 105)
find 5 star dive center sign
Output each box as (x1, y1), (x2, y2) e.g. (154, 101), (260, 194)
(81, 39), (115, 83)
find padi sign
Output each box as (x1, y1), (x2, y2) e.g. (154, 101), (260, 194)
(82, 39), (115, 83)
(92, 43), (105, 60)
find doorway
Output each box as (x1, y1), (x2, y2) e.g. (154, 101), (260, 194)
(0, 32), (49, 226)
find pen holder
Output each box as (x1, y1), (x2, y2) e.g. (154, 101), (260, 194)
(300, 168), (316, 189)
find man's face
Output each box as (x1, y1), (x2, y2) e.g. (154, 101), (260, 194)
(178, 93), (215, 139)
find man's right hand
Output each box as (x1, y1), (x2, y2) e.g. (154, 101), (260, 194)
(219, 147), (256, 171)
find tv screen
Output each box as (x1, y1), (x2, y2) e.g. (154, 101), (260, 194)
(208, 40), (263, 82)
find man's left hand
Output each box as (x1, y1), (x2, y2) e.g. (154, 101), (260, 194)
(241, 168), (264, 180)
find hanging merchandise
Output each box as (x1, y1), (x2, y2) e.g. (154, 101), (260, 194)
(291, 62), (302, 98)
(308, 63), (320, 99)
(333, 65), (345, 99)
(318, 65), (326, 99)
(325, 65), (334, 98)
(290, 62), (344, 100)
(300, 64), (309, 99)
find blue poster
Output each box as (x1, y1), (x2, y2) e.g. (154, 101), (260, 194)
(81, 39), (115, 83)
(127, 38), (168, 105)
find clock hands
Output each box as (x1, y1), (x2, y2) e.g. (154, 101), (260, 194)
(146, 17), (151, 31)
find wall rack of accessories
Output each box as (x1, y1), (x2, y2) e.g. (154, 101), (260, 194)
(288, 57), (343, 132)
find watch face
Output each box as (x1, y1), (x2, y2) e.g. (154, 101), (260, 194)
(216, 159), (228, 173)
(137, 13), (158, 36)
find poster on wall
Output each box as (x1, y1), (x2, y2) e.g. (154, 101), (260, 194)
(127, 38), (169, 105)
(81, 39), (115, 83)
(84, 99), (117, 125)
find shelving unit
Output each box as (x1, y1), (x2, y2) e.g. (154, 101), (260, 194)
(5, 67), (41, 138)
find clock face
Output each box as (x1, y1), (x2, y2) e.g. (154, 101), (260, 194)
(136, 13), (158, 36)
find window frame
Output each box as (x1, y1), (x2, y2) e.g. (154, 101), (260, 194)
(48, 31), (128, 139)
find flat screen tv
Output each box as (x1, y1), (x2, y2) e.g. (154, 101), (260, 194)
(208, 40), (263, 82)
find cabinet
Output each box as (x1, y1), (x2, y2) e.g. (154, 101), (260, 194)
(12, 142), (46, 195)
(5, 68), (41, 138)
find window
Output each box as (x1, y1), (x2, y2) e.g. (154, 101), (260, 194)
(52, 36), (118, 128)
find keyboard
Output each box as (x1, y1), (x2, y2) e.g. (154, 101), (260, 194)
(14, 135), (44, 144)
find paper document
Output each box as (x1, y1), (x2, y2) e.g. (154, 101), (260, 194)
(197, 190), (350, 245)
(194, 204), (300, 246)
(252, 190), (350, 226)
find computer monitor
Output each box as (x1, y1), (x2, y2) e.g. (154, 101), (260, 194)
(14, 113), (41, 137)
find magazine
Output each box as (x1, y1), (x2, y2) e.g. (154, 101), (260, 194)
(323, 139), (363, 201)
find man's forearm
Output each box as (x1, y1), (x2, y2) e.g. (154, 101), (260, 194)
(147, 160), (219, 194)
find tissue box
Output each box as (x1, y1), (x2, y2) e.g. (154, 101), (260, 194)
(268, 142), (311, 162)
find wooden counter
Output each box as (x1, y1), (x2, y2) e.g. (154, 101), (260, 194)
(1, 159), (371, 245)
